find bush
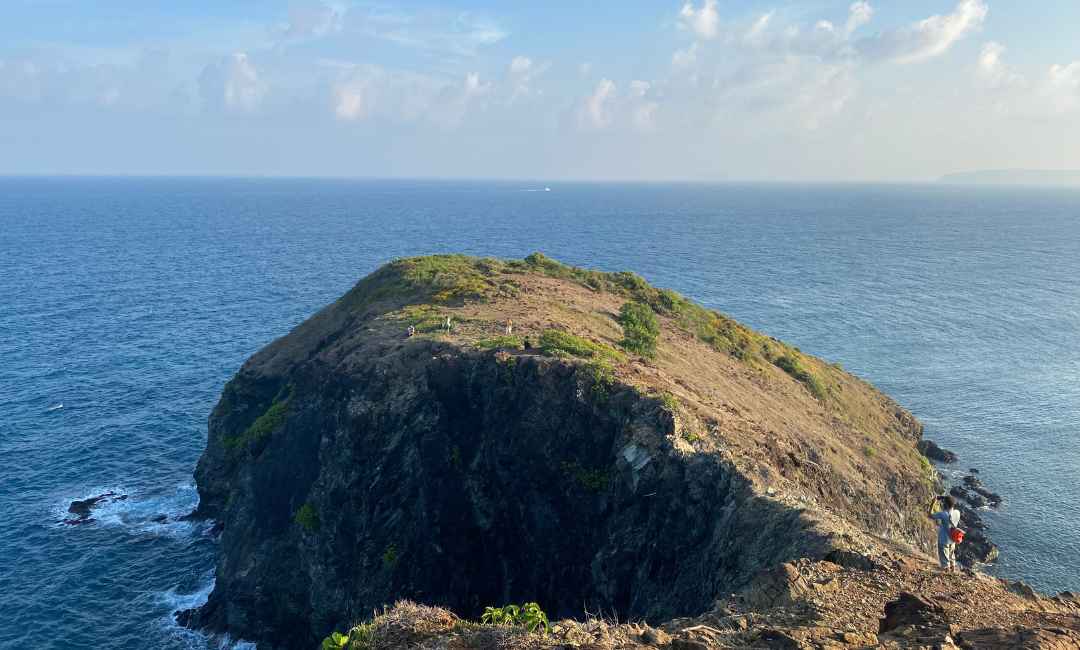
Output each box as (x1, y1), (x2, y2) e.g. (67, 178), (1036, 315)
(618, 301), (660, 357)
(294, 502), (320, 532)
(538, 329), (622, 361)
(773, 354), (828, 400)
(224, 398), (288, 450)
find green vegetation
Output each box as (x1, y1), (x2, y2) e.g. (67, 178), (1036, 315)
(224, 398), (288, 450)
(772, 354), (828, 400)
(657, 391), (680, 414)
(321, 622), (374, 650)
(294, 502), (320, 532)
(538, 329), (623, 361)
(863, 445), (876, 458)
(397, 304), (447, 333)
(480, 602), (550, 634)
(583, 358), (616, 402)
(382, 544), (399, 570)
(395, 254), (518, 304)
(474, 335), (524, 350)
(561, 461), (611, 492)
(618, 301), (660, 357)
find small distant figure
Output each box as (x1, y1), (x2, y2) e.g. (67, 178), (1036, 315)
(407, 325), (416, 338)
(505, 318), (513, 336)
(929, 495), (962, 572)
(444, 316), (453, 334)
(523, 337), (532, 350)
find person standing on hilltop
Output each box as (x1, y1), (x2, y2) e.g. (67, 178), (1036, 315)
(929, 495), (962, 571)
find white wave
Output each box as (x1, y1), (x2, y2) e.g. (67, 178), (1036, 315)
(160, 576), (258, 649)
(56, 483), (206, 538)
(46, 403), (64, 411)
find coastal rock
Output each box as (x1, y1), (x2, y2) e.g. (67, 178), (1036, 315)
(918, 439), (958, 464)
(63, 491), (126, 525)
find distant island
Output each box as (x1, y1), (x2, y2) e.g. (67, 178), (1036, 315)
(940, 169), (1080, 187)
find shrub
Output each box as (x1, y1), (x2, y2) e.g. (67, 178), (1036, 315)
(224, 399), (288, 450)
(294, 502), (320, 532)
(538, 329), (622, 361)
(773, 354), (828, 400)
(321, 622), (374, 650)
(480, 602), (549, 634)
(618, 301), (660, 357)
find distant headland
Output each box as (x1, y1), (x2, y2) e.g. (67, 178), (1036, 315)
(940, 169), (1080, 187)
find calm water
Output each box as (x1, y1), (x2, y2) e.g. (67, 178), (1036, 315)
(2, 177), (1079, 649)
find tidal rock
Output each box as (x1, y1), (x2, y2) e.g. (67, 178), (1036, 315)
(918, 439), (958, 463)
(63, 491), (125, 525)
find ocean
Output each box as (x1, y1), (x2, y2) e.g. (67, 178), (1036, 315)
(2, 177), (1078, 649)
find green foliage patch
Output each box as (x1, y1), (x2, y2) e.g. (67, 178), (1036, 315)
(224, 398), (288, 450)
(773, 354), (828, 400)
(618, 301), (660, 357)
(480, 602), (550, 634)
(538, 329), (623, 361)
(294, 502), (320, 532)
(474, 335), (524, 350)
(394, 255), (516, 304)
(561, 460), (611, 492)
(381, 544), (399, 570)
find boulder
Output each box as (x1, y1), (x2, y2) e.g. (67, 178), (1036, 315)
(879, 592), (950, 635)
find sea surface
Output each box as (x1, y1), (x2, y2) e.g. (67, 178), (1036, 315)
(2, 177), (1079, 649)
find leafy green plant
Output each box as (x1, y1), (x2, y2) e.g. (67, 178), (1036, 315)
(584, 358), (615, 402)
(618, 301), (660, 357)
(480, 602), (549, 634)
(321, 622), (374, 650)
(321, 631), (349, 650)
(294, 502), (320, 532)
(657, 391), (680, 414)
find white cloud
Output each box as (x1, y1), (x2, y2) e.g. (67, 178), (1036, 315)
(507, 55), (548, 101)
(629, 80), (651, 98)
(199, 53), (266, 114)
(845, 1), (874, 36)
(633, 102), (659, 131)
(679, 0), (720, 40)
(745, 12), (774, 45)
(354, 9), (506, 56)
(580, 78), (616, 129)
(672, 42), (700, 69)
(859, 0), (987, 64)
(281, 1), (345, 41)
(329, 63), (490, 127)
(975, 43), (1080, 119)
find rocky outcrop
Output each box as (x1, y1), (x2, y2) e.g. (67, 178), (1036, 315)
(918, 439), (958, 464)
(186, 255), (943, 648)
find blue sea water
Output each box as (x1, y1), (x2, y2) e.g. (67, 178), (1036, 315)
(2, 177), (1079, 649)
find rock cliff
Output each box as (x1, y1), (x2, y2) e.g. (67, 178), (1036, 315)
(188, 254), (948, 648)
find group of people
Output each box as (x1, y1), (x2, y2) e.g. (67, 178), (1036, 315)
(406, 317), (514, 338)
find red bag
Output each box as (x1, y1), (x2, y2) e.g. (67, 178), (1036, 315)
(949, 527), (965, 544)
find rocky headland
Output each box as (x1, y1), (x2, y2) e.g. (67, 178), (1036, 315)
(183, 254), (1079, 649)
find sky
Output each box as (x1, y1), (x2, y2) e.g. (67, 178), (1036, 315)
(1, 0), (1078, 181)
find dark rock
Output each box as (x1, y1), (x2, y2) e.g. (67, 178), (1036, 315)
(151, 514), (168, 523)
(879, 592), (949, 635)
(917, 439), (958, 464)
(824, 549), (880, 571)
(63, 491), (124, 525)
(957, 529), (999, 566)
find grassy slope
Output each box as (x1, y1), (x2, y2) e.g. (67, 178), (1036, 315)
(245, 253), (936, 553)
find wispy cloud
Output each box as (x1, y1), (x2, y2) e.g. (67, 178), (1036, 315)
(858, 0), (987, 64)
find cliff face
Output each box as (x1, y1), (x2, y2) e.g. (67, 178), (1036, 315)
(189, 254), (935, 649)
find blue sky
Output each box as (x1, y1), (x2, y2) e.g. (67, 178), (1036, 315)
(1, 1), (1077, 180)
